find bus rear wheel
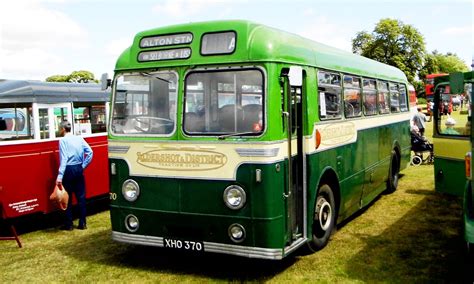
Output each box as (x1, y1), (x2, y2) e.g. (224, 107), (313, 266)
(386, 150), (400, 194)
(307, 184), (336, 252)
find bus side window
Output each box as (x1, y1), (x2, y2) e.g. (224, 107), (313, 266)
(436, 83), (471, 137)
(399, 84), (408, 112)
(90, 105), (107, 133)
(377, 80), (390, 114)
(343, 75), (362, 118)
(363, 78), (377, 116)
(0, 107), (32, 141)
(389, 82), (400, 113)
(75, 105), (106, 135)
(318, 71), (342, 120)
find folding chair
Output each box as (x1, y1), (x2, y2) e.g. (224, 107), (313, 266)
(0, 200), (22, 248)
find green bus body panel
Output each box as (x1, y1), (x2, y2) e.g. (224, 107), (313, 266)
(464, 182), (474, 244)
(306, 120), (410, 224)
(109, 119), (410, 249)
(435, 157), (466, 196)
(110, 158), (287, 248)
(115, 20), (406, 82)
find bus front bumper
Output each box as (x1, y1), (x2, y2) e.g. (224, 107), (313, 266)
(111, 231), (287, 259)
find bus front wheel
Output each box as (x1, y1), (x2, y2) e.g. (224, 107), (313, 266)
(307, 184), (336, 252)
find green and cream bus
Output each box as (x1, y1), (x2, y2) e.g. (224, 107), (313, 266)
(432, 71), (474, 254)
(107, 20), (411, 259)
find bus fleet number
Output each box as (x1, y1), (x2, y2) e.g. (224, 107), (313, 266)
(164, 238), (203, 251)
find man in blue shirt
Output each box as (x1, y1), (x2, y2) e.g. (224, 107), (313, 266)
(413, 107), (427, 136)
(56, 121), (93, 230)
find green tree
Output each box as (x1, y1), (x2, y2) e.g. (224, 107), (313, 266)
(352, 18), (426, 84)
(419, 51), (469, 79)
(412, 80), (425, 98)
(45, 75), (69, 82)
(45, 70), (97, 83)
(68, 70), (96, 83)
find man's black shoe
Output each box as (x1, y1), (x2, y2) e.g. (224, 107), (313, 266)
(77, 224), (87, 230)
(60, 225), (73, 231)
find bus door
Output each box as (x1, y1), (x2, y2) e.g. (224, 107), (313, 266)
(281, 67), (305, 245)
(33, 103), (73, 139)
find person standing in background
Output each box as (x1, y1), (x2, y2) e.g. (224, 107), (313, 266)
(413, 107), (427, 136)
(426, 101), (432, 122)
(56, 121), (93, 230)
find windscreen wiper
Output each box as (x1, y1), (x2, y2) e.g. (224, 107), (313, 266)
(140, 72), (171, 84)
(218, 131), (256, 140)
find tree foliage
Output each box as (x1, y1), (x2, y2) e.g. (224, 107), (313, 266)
(45, 75), (69, 82)
(352, 18), (426, 84)
(46, 70), (97, 83)
(419, 51), (469, 79)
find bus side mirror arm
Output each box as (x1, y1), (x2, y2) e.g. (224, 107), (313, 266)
(101, 73), (111, 90)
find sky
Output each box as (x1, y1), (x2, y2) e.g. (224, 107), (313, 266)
(0, 0), (472, 81)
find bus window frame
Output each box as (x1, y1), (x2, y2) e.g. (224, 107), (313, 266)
(33, 103), (73, 140)
(399, 84), (409, 112)
(434, 82), (470, 138)
(362, 78), (378, 116)
(342, 74), (362, 118)
(73, 104), (108, 135)
(389, 82), (401, 113)
(377, 80), (390, 115)
(200, 30), (237, 56)
(0, 105), (33, 140)
(110, 70), (179, 138)
(182, 66), (266, 138)
(317, 70), (342, 121)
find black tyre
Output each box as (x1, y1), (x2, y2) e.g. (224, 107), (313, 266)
(411, 155), (422, 166)
(386, 150), (399, 193)
(307, 184), (336, 252)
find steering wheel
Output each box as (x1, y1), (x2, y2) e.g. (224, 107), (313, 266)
(133, 116), (174, 133)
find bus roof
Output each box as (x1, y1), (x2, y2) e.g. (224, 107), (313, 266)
(0, 80), (110, 104)
(116, 20), (407, 83)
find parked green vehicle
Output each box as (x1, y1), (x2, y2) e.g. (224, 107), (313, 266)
(432, 71), (474, 255)
(106, 20), (411, 259)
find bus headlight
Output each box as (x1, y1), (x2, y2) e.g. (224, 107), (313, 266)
(228, 223), (246, 243)
(125, 214), (139, 232)
(122, 179), (140, 202)
(223, 185), (246, 210)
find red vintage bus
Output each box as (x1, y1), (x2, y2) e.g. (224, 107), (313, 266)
(425, 73), (448, 99)
(0, 80), (110, 220)
(408, 84), (417, 107)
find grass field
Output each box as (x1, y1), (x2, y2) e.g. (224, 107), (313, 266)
(1, 162), (472, 282)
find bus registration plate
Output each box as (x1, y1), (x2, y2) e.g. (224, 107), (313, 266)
(164, 238), (204, 252)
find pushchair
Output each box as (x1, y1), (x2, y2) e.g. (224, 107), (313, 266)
(410, 132), (434, 166)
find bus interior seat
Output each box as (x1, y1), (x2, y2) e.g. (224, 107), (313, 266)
(218, 105), (243, 132)
(242, 104), (261, 132)
(184, 112), (205, 132)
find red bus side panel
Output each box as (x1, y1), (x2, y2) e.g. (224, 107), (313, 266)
(0, 135), (109, 219)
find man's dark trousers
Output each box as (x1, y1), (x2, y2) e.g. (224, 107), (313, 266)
(63, 164), (86, 228)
